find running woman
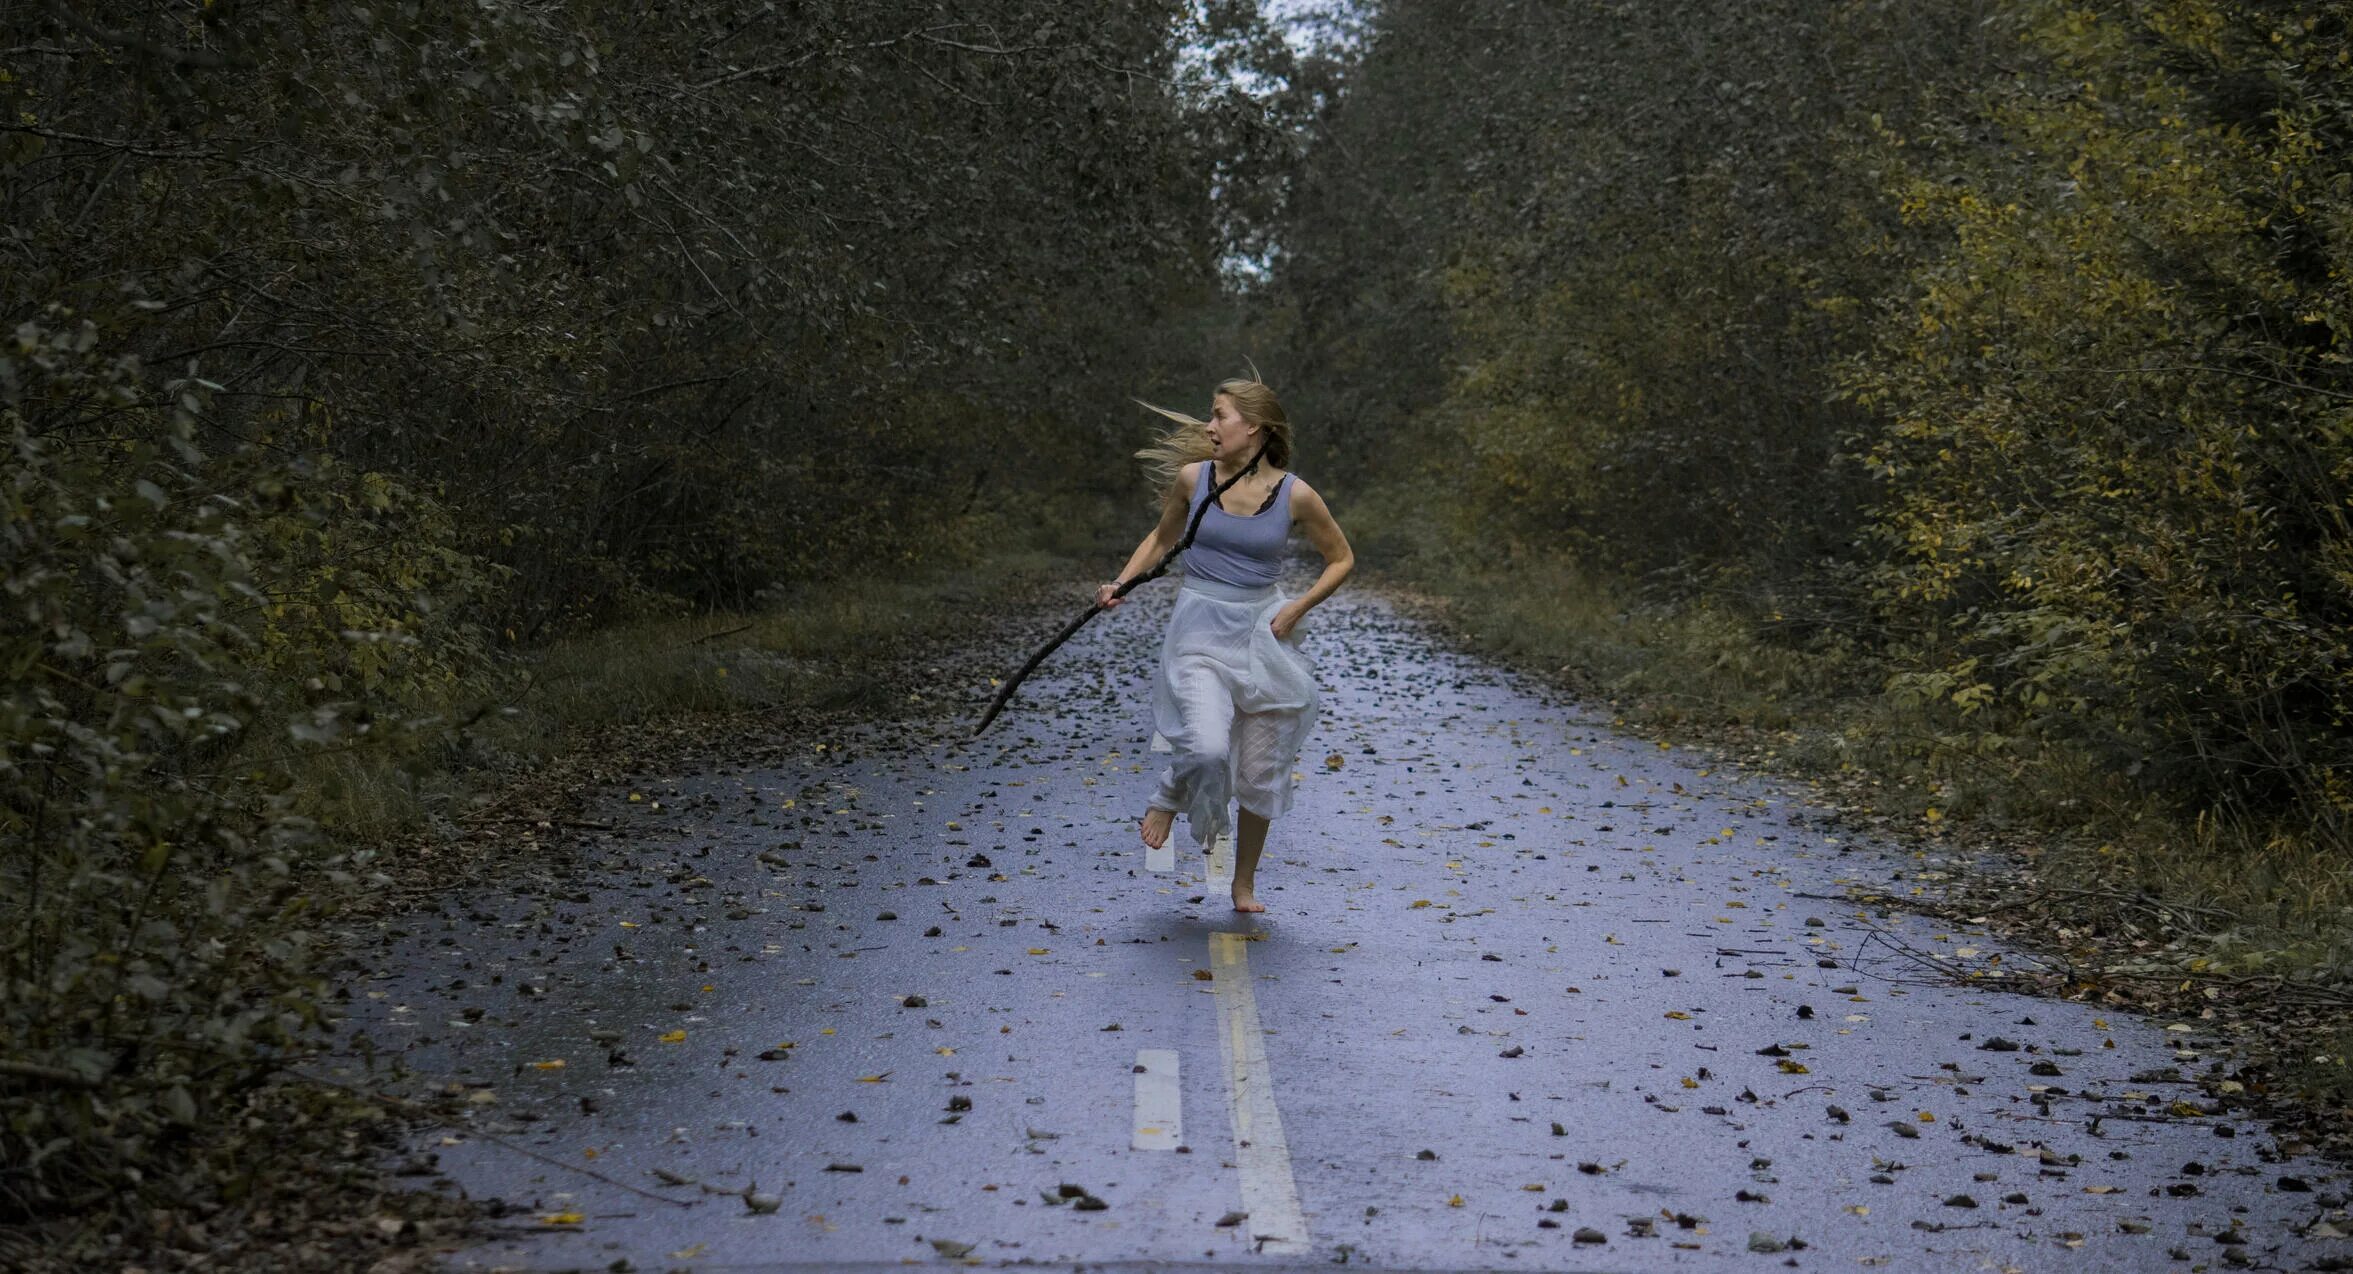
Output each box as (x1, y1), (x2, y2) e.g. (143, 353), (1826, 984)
(1095, 376), (1354, 913)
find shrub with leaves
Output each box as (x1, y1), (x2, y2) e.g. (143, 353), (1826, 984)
(0, 317), (382, 1218)
(1844, 0), (2353, 833)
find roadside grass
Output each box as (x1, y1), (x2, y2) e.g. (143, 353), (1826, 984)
(274, 498), (1132, 848)
(1358, 521), (2353, 1124)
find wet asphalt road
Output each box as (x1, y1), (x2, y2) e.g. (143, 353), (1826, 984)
(334, 578), (2351, 1272)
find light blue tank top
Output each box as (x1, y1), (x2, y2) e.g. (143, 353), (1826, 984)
(1183, 461), (1294, 588)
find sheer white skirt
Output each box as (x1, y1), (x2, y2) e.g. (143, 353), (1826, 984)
(1147, 574), (1319, 846)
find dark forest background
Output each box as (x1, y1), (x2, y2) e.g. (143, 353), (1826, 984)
(4, 0), (2348, 1255)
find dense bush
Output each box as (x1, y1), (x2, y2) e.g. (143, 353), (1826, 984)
(1, 318), (365, 1218)
(1264, 0), (2349, 845)
(1847, 0), (2352, 832)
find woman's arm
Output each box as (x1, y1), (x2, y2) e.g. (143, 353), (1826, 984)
(1096, 463), (1198, 609)
(1272, 480), (1353, 639)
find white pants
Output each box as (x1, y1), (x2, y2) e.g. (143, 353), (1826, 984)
(1147, 575), (1318, 846)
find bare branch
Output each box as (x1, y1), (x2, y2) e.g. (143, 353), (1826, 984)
(43, 2), (244, 70)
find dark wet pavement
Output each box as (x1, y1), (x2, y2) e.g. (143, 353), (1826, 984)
(332, 580), (2352, 1271)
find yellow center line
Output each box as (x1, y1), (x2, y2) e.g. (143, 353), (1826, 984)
(1210, 930), (1310, 1255)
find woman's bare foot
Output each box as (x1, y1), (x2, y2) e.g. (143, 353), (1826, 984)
(1141, 807), (1173, 850)
(1232, 883), (1265, 913)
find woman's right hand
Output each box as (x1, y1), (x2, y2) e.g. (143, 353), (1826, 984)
(1095, 580), (1125, 609)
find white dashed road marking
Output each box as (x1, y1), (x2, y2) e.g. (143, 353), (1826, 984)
(1132, 1048), (1182, 1150)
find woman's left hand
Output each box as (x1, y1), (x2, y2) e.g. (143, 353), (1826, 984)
(1270, 602), (1307, 642)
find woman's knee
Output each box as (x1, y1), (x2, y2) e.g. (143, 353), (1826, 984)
(1177, 739), (1232, 771)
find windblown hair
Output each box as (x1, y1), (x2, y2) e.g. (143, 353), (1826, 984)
(1132, 372), (1294, 494)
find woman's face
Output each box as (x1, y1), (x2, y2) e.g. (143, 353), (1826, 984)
(1204, 394), (1258, 463)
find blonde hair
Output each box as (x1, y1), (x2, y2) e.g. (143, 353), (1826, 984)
(1132, 371), (1294, 494)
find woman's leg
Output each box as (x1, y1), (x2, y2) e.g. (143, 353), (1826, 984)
(1145, 657), (1237, 849)
(1229, 703), (1310, 912)
(1231, 807), (1270, 913)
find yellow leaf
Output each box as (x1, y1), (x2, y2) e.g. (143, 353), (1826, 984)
(628, 793), (643, 803)
(540, 1212), (583, 1225)
(1924, 807), (1943, 823)
(1916, 1110), (1935, 1122)
(1446, 1194), (1465, 1207)
(1680, 1076), (1699, 1089)
(531, 1059), (566, 1070)
(1777, 1060), (1809, 1074)
(1410, 899), (1433, 908)
(659, 1029), (687, 1044)
(1028, 947), (1050, 955)
(857, 1073), (890, 1083)
(1664, 1011), (1692, 1020)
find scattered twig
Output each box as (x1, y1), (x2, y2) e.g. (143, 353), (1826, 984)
(0, 1058), (99, 1089)
(42, 2), (244, 69)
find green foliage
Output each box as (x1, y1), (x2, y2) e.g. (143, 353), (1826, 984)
(1266, 0), (2351, 851)
(1844, 0), (2353, 830)
(0, 317), (363, 1218)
